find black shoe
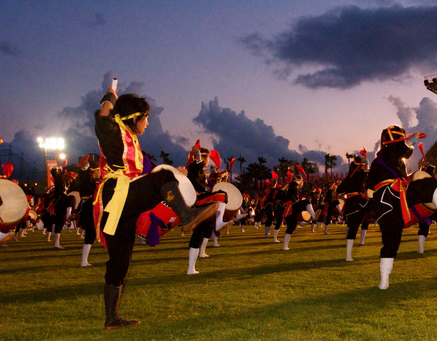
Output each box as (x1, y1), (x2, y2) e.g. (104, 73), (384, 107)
(104, 317), (140, 330)
(104, 284), (140, 330)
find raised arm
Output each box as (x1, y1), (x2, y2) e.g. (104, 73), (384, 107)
(99, 88), (118, 117)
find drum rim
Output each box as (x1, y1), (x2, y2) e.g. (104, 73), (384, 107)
(212, 182), (243, 210)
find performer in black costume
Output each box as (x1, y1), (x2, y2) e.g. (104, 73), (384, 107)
(95, 88), (217, 329)
(416, 163), (436, 254)
(282, 176), (317, 250)
(272, 185), (287, 243)
(77, 157), (100, 266)
(322, 184), (341, 235)
(261, 185), (276, 237)
(50, 167), (76, 249)
(337, 151), (372, 261)
(186, 147), (230, 274)
(366, 125), (437, 289)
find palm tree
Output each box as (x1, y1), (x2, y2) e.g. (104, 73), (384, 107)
(237, 155), (246, 190)
(278, 157), (288, 179)
(324, 153), (337, 178)
(258, 157), (267, 167)
(345, 152), (355, 167)
(159, 151), (173, 165)
(226, 156), (234, 183)
(144, 152), (157, 164)
(237, 155), (246, 175)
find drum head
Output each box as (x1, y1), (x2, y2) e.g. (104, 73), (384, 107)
(212, 182), (243, 210)
(301, 211), (311, 221)
(337, 198), (345, 211)
(412, 170), (431, 181)
(29, 210), (38, 220)
(67, 191), (80, 209)
(0, 179), (29, 229)
(152, 165), (196, 207)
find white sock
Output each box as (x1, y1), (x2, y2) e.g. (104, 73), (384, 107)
(66, 207), (72, 221)
(187, 248), (200, 275)
(212, 233), (220, 247)
(306, 204), (316, 220)
(346, 239), (354, 261)
(81, 244), (92, 266)
(283, 233), (291, 250)
(378, 258), (394, 290)
(199, 238), (209, 258)
(54, 233), (64, 249)
(418, 235), (426, 254)
(273, 229), (280, 242)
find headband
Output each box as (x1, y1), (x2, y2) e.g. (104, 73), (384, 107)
(116, 112), (147, 121)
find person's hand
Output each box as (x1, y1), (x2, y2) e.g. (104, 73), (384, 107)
(176, 166), (187, 176)
(106, 87), (118, 99)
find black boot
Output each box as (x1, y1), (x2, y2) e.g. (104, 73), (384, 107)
(104, 284), (140, 330)
(160, 181), (218, 231)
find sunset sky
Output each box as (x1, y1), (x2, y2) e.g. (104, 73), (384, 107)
(1, 0), (437, 174)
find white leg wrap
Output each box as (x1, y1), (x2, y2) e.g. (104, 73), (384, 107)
(273, 229), (280, 242)
(360, 229), (367, 245)
(54, 233), (65, 250)
(81, 244), (92, 266)
(346, 239), (354, 261)
(283, 233), (291, 250)
(306, 204), (316, 220)
(212, 232), (220, 247)
(66, 207), (72, 220)
(199, 238), (209, 258)
(378, 258), (394, 290)
(418, 235), (426, 254)
(187, 248), (200, 275)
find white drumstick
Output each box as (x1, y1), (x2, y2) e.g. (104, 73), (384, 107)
(111, 78), (118, 91)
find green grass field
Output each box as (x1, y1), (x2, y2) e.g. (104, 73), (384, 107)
(2, 223), (437, 341)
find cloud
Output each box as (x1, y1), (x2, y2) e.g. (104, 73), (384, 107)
(192, 97), (345, 172)
(2, 72), (192, 179)
(241, 5), (437, 89)
(0, 41), (20, 56)
(388, 95), (437, 166)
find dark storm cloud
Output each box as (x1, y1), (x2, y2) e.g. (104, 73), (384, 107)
(0, 41), (20, 56)
(241, 5), (437, 89)
(192, 97), (344, 171)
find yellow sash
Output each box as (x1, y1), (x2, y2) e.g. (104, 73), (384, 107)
(94, 169), (130, 236)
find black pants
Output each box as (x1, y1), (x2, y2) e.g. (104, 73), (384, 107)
(78, 198), (96, 245)
(376, 177), (437, 258)
(344, 196), (371, 240)
(189, 217), (215, 248)
(264, 206), (274, 227)
(273, 204), (285, 230)
(285, 199), (310, 235)
(53, 196), (74, 234)
(101, 170), (176, 286)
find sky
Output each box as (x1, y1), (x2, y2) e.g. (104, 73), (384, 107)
(2, 0), (437, 177)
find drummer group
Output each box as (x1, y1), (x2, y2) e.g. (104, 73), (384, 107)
(5, 87), (437, 330)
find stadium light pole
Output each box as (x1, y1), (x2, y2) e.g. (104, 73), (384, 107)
(37, 137), (65, 188)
